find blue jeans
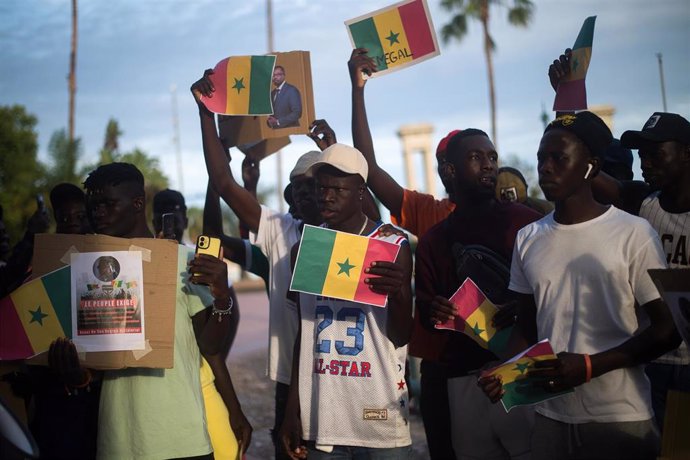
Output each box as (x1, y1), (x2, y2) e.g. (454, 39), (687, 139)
(306, 443), (412, 459)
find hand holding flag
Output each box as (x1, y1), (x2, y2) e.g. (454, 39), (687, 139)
(553, 16), (597, 111)
(290, 225), (403, 307)
(434, 278), (511, 354)
(478, 339), (574, 412)
(345, 0), (440, 78)
(193, 55), (276, 116)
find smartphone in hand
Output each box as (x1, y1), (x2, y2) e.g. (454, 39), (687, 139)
(195, 235), (222, 259)
(162, 213), (176, 240)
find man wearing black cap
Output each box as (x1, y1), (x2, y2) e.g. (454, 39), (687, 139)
(590, 112), (690, 432)
(479, 112), (680, 459)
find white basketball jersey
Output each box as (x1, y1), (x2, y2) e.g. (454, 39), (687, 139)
(298, 227), (411, 448)
(639, 191), (690, 364)
(639, 191), (689, 269)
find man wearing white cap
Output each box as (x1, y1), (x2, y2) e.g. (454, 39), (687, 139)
(192, 72), (325, 458)
(280, 143), (414, 459)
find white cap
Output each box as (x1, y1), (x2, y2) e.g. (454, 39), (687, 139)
(289, 150), (322, 180)
(308, 143), (368, 182)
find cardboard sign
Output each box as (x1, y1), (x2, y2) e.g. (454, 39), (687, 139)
(218, 50), (316, 150)
(30, 233), (179, 369)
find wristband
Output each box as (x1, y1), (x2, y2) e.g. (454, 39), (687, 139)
(65, 369), (92, 396)
(583, 354), (592, 383)
(212, 297), (233, 322)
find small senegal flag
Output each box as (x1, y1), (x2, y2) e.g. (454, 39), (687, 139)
(553, 16), (596, 111)
(290, 225), (403, 307)
(481, 339), (573, 412)
(200, 55), (276, 116)
(346, 0), (440, 78)
(435, 278), (511, 354)
(0, 266), (71, 360)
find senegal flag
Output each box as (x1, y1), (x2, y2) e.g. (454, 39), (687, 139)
(435, 278), (511, 354)
(0, 266), (71, 360)
(290, 225), (403, 307)
(553, 16), (596, 111)
(200, 55), (276, 116)
(482, 339), (573, 412)
(346, 0), (440, 77)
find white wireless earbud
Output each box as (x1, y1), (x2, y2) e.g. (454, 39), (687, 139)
(584, 163), (594, 179)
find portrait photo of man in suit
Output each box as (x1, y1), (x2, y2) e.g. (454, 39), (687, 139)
(267, 65), (302, 129)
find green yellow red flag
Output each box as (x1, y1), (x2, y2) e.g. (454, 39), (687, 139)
(346, 0), (440, 77)
(434, 277), (511, 354)
(481, 339), (574, 412)
(290, 225), (403, 307)
(553, 16), (596, 111)
(200, 55), (276, 115)
(0, 266), (71, 360)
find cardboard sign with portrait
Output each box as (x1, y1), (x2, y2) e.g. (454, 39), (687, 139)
(219, 50), (315, 156)
(30, 233), (179, 369)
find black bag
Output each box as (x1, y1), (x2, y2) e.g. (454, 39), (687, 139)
(451, 242), (511, 304)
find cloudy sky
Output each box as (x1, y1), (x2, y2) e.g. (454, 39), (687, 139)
(1, 0), (689, 211)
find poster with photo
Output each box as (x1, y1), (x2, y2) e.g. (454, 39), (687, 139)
(70, 251), (146, 352)
(218, 51), (316, 149)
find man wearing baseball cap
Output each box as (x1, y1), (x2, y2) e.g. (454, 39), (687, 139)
(280, 142), (414, 458)
(480, 111), (680, 459)
(591, 112), (690, 432)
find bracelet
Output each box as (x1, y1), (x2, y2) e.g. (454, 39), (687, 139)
(583, 354), (592, 383)
(211, 297), (233, 323)
(73, 368), (92, 388)
(65, 369), (92, 396)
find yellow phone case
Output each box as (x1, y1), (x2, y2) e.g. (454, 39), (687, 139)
(195, 235), (222, 258)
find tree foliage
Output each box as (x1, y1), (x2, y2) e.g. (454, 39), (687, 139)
(46, 128), (82, 187)
(440, 0), (534, 146)
(0, 105), (47, 242)
(81, 119), (169, 228)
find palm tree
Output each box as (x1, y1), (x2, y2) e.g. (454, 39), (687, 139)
(440, 0), (534, 148)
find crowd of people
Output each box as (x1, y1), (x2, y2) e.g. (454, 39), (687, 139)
(0, 47), (688, 460)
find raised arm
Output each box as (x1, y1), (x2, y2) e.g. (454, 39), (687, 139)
(349, 48), (405, 219)
(191, 70), (262, 232)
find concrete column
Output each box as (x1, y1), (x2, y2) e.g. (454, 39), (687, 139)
(397, 124), (435, 195)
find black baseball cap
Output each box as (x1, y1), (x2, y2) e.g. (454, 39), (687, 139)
(621, 112), (690, 148)
(544, 111), (613, 159)
(153, 189), (186, 213)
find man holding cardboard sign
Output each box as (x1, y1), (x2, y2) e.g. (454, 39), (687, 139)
(50, 162), (233, 459)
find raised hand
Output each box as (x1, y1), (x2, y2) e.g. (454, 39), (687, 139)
(548, 48), (572, 91)
(188, 251), (231, 301)
(191, 69), (215, 103)
(348, 48), (378, 89)
(241, 154), (261, 192)
(308, 119), (337, 151)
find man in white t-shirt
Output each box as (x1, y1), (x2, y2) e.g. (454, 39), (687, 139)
(479, 112), (680, 459)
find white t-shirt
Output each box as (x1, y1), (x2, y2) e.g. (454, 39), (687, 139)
(509, 206), (666, 423)
(250, 205), (302, 384)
